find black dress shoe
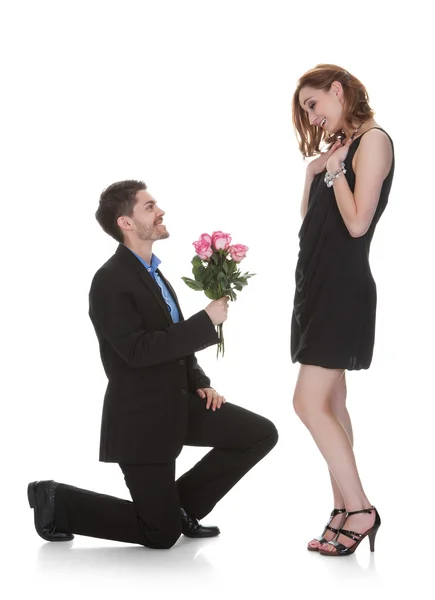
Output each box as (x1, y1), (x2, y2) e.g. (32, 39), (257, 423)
(28, 480), (74, 542)
(180, 507), (220, 538)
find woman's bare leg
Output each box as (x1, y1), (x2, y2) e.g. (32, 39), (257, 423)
(294, 365), (375, 552)
(307, 372), (352, 549)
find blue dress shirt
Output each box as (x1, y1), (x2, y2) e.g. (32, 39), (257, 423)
(127, 247), (180, 323)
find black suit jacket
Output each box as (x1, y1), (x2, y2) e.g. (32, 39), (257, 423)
(88, 244), (219, 463)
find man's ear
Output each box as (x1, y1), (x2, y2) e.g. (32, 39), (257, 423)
(117, 215), (133, 233)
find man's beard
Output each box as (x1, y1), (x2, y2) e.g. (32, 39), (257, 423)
(136, 222), (169, 241)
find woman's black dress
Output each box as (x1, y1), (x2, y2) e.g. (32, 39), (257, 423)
(291, 128), (395, 370)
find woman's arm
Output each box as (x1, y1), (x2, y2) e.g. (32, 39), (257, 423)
(327, 130), (393, 237)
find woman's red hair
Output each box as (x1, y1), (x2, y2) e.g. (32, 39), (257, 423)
(292, 64), (375, 158)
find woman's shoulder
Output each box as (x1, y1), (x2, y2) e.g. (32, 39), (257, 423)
(352, 123), (394, 177)
(353, 125), (394, 161)
(356, 124), (393, 147)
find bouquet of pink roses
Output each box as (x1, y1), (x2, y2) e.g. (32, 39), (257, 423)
(182, 231), (255, 358)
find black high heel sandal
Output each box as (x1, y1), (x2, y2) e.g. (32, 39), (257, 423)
(319, 507), (381, 556)
(307, 508), (346, 552)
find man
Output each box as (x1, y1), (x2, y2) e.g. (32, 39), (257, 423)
(28, 180), (278, 549)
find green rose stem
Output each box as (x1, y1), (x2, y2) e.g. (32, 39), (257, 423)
(217, 271), (225, 358)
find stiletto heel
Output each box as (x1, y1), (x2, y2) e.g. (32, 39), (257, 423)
(369, 527), (379, 552)
(307, 508), (346, 552)
(319, 506), (381, 557)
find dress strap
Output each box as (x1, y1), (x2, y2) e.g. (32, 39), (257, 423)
(355, 127), (393, 145)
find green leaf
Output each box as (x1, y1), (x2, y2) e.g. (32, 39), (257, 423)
(210, 253), (220, 265)
(233, 273), (255, 286)
(192, 265), (205, 280)
(203, 269), (215, 288)
(181, 277), (204, 291)
(204, 287), (218, 300)
(192, 256), (203, 267)
(233, 283), (243, 291)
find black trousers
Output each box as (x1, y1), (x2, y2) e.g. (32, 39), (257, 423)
(54, 399), (278, 548)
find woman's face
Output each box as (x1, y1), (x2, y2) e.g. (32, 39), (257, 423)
(299, 82), (344, 136)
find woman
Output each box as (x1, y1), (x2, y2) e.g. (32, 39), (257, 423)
(290, 64), (394, 556)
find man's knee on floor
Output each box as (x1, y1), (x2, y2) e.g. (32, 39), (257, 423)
(138, 520), (181, 549)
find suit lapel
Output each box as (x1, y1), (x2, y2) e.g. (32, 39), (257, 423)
(115, 244), (173, 325)
(138, 270), (174, 324)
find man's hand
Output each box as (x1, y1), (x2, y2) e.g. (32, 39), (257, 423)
(204, 296), (229, 326)
(196, 387), (226, 411)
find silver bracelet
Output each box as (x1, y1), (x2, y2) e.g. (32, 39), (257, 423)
(324, 162), (346, 187)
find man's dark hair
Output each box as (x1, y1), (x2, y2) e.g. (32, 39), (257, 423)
(95, 180), (147, 243)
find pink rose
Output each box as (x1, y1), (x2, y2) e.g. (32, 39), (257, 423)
(199, 233), (212, 244)
(193, 237), (213, 260)
(211, 231), (232, 251)
(229, 243), (249, 262)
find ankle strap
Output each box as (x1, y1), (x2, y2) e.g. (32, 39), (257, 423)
(346, 506), (375, 517)
(332, 508), (346, 515)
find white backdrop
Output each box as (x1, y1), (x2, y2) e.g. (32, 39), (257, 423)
(1, 1), (433, 599)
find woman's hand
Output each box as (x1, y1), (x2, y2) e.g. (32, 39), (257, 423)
(326, 137), (353, 173)
(307, 139), (343, 177)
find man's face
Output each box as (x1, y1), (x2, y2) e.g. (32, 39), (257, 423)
(121, 190), (169, 241)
